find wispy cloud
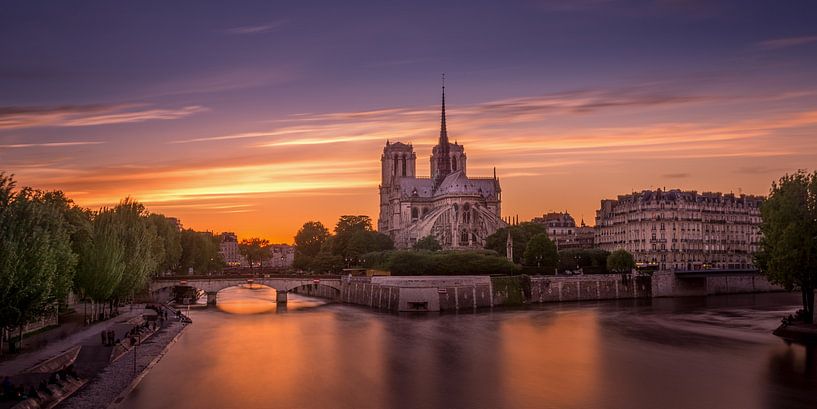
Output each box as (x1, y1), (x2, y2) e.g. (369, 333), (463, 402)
(757, 35), (817, 50)
(223, 20), (287, 35)
(0, 141), (104, 149)
(661, 173), (690, 179)
(0, 104), (207, 130)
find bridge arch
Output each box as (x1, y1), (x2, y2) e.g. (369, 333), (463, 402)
(149, 276), (343, 305)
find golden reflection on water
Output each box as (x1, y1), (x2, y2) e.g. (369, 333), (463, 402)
(195, 287), (389, 408)
(501, 309), (600, 408)
(215, 285), (328, 314)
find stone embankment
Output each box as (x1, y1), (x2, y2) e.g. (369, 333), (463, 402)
(338, 271), (783, 312)
(57, 316), (187, 409)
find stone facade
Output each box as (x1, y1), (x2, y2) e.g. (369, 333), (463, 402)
(268, 244), (295, 268)
(218, 232), (242, 267)
(377, 85), (505, 249)
(595, 189), (764, 271)
(531, 212), (595, 250)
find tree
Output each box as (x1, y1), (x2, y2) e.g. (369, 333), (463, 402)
(110, 199), (159, 302)
(74, 209), (126, 320)
(607, 249), (636, 273)
(333, 215), (374, 257)
(0, 174), (78, 349)
(559, 248), (610, 274)
(179, 229), (222, 274)
(293, 221), (330, 270)
(757, 170), (817, 324)
(147, 214), (182, 275)
(485, 223), (548, 264)
(239, 238), (270, 270)
(523, 233), (558, 271)
(414, 235), (442, 251)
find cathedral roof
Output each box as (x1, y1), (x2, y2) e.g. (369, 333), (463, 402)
(398, 178), (435, 198)
(435, 170), (498, 197)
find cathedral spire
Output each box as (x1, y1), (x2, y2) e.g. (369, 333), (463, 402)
(440, 73), (448, 145)
(434, 74), (452, 189)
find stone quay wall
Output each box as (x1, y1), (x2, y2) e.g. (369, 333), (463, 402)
(651, 272), (781, 297)
(528, 274), (652, 304)
(340, 276), (493, 312)
(338, 272), (783, 312)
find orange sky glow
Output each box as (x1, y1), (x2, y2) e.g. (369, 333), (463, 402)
(4, 86), (817, 243)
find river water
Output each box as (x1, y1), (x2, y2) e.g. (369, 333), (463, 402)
(121, 287), (816, 409)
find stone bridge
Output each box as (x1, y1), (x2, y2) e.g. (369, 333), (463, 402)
(150, 275), (343, 304)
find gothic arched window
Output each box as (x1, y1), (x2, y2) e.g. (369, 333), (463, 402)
(402, 154), (407, 176)
(452, 155), (458, 171)
(411, 207), (419, 220)
(460, 230), (469, 244)
(393, 154), (398, 176)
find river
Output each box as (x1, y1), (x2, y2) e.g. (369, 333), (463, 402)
(120, 287), (816, 409)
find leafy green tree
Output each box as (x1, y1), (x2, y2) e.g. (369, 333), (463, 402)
(293, 221), (330, 270)
(332, 215), (375, 257)
(179, 229), (222, 274)
(74, 209), (126, 307)
(484, 223), (547, 264)
(413, 235), (442, 251)
(110, 199), (160, 302)
(239, 238), (270, 269)
(147, 214), (182, 275)
(384, 250), (517, 276)
(607, 249), (636, 273)
(757, 171), (817, 324)
(523, 233), (559, 271)
(559, 248), (610, 274)
(0, 174), (77, 348)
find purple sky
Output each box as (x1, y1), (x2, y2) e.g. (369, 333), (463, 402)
(2, 0), (817, 241)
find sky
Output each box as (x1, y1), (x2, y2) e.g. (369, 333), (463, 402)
(2, 0), (817, 243)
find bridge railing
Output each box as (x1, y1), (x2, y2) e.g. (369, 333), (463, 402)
(152, 274), (342, 282)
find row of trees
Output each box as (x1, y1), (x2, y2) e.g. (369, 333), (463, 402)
(362, 249), (517, 275)
(483, 223), (635, 274)
(0, 173), (221, 351)
(293, 216), (393, 273)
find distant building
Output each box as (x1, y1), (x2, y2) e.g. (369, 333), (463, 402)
(531, 212), (595, 250)
(377, 83), (505, 249)
(595, 189), (763, 271)
(218, 232), (242, 267)
(268, 244), (295, 269)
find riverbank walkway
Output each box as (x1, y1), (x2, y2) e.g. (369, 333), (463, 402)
(0, 307), (147, 377)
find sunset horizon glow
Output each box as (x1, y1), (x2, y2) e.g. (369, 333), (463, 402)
(2, 0), (816, 243)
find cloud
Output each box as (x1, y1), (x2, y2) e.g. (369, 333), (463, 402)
(0, 141), (104, 149)
(757, 35), (817, 50)
(223, 20), (287, 35)
(661, 173), (690, 179)
(0, 104), (207, 130)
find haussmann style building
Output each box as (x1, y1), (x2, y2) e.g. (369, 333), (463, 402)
(595, 189), (763, 271)
(531, 211), (595, 250)
(377, 84), (506, 249)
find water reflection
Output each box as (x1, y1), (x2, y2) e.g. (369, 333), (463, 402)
(215, 285), (328, 314)
(121, 292), (817, 409)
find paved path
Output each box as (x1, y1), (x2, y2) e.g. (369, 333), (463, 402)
(0, 307), (147, 376)
(59, 319), (187, 409)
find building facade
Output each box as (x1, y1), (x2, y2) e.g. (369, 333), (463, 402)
(377, 85), (506, 249)
(595, 189), (763, 271)
(531, 212), (595, 250)
(218, 232), (242, 267)
(268, 244), (295, 268)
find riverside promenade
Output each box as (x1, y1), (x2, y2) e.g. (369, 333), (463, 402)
(59, 318), (187, 409)
(0, 307), (146, 377)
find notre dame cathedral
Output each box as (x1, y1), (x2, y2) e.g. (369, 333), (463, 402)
(377, 84), (506, 249)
